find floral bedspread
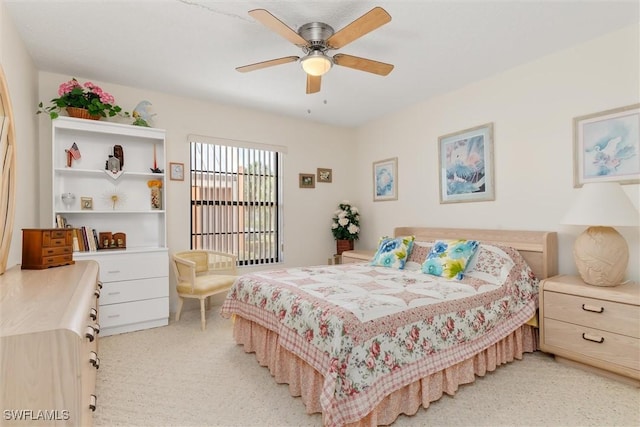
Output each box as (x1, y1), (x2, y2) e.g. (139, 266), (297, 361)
(220, 244), (539, 426)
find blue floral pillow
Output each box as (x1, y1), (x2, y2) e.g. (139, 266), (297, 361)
(370, 235), (415, 269)
(422, 239), (480, 280)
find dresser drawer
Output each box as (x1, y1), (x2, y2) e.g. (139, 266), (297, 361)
(43, 229), (72, 245)
(99, 297), (169, 328)
(94, 251), (169, 283)
(42, 245), (73, 256)
(100, 277), (169, 305)
(41, 253), (74, 266)
(544, 318), (640, 373)
(544, 291), (640, 338)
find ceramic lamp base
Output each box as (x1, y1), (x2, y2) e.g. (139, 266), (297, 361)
(573, 226), (628, 287)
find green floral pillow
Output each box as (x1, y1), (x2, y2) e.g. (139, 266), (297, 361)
(422, 239), (480, 280)
(370, 235), (415, 269)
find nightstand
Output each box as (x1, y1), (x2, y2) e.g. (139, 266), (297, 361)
(341, 250), (375, 264)
(539, 274), (640, 386)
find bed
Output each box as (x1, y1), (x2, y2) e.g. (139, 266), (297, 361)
(220, 227), (558, 426)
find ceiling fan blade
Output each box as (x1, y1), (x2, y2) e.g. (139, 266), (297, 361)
(249, 9), (308, 47)
(326, 7), (391, 49)
(333, 54), (394, 76)
(306, 75), (321, 94)
(236, 56), (299, 73)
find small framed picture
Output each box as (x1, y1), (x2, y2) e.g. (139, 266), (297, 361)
(373, 157), (398, 201)
(80, 197), (93, 210)
(299, 173), (315, 188)
(573, 104), (639, 187)
(317, 168), (332, 183)
(169, 162), (185, 181)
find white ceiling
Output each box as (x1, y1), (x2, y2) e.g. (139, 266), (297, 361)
(5, 0), (639, 128)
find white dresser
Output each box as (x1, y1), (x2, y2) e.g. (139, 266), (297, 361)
(92, 249), (169, 336)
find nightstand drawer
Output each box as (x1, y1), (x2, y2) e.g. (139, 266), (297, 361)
(544, 318), (640, 373)
(544, 291), (640, 338)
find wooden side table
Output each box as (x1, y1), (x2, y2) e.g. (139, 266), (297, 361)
(341, 249), (376, 264)
(539, 274), (640, 386)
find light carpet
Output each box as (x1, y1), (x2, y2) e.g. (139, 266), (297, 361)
(94, 307), (640, 427)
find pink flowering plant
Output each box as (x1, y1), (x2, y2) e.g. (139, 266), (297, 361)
(37, 78), (127, 119)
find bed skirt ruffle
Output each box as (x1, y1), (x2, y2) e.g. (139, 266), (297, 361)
(232, 315), (539, 426)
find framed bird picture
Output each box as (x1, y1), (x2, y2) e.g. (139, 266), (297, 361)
(573, 103), (640, 187)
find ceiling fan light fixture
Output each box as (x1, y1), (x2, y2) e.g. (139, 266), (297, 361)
(301, 51), (332, 76)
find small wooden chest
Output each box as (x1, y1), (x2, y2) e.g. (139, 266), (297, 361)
(21, 228), (75, 269)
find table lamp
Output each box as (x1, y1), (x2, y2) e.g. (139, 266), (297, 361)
(562, 182), (639, 287)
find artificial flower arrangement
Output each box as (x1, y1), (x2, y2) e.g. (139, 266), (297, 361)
(331, 200), (360, 241)
(37, 78), (127, 119)
(147, 179), (163, 189)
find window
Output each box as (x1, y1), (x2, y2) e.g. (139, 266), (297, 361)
(189, 136), (284, 266)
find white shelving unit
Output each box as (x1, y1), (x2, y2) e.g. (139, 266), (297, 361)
(52, 117), (169, 336)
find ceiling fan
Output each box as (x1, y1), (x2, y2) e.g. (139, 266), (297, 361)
(236, 7), (394, 94)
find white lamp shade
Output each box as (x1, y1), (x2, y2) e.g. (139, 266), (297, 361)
(562, 182), (639, 227)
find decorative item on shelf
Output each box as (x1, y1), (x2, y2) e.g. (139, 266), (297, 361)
(150, 144), (163, 173)
(61, 192), (76, 210)
(148, 179), (163, 210)
(102, 188), (127, 210)
(80, 197), (93, 210)
(98, 231), (126, 250)
(36, 78), (129, 120)
(562, 182), (639, 287)
(104, 145), (124, 180)
(131, 100), (156, 127)
(331, 200), (360, 255)
(65, 142), (81, 167)
(114, 144), (124, 168)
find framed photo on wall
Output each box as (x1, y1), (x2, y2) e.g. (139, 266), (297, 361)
(317, 168), (332, 183)
(438, 123), (494, 204)
(299, 173), (315, 188)
(373, 157), (398, 201)
(573, 103), (640, 187)
(169, 162), (185, 181)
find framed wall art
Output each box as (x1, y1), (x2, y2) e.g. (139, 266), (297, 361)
(438, 123), (494, 204)
(373, 157), (398, 201)
(299, 173), (315, 188)
(573, 103), (639, 187)
(169, 162), (185, 181)
(317, 168), (332, 183)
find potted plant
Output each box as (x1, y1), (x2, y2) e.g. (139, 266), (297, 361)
(37, 78), (127, 120)
(331, 200), (360, 254)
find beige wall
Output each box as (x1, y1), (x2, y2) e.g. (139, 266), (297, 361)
(2, 0), (639, 314)
(353, 24), (640, 282)
(1, 0), (39, 270)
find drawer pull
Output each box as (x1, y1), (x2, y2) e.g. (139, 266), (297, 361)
(85, 326), (96, 342)
(89, 394), (97, 412)
(108, 291), (121, 296)
(582, 333), (604, 344)
(89, 307), (97, 320)
(108, 314), (120, 319)
(89, 352), (100, 369)
(581, 304), (604, 313)
(107, 270), (121, 274)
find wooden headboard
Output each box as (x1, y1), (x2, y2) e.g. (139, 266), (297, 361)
(394, 227), (558, 279)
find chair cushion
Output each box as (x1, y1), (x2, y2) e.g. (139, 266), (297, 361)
(177, 274), (237, 295)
